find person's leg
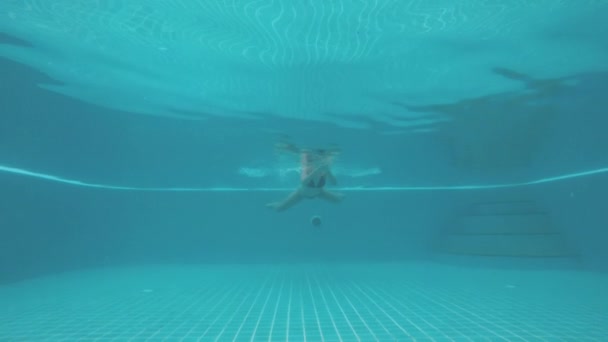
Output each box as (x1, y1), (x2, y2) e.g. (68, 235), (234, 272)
(319, 189), (344, 203)
(267, 190), (304, 212)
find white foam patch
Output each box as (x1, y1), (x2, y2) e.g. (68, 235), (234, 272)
(1, 1), (607, 128)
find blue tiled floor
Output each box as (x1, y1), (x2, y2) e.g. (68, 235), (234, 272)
(1, 263), (606, 341)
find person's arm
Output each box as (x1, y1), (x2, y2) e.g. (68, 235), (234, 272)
(275, 141), (301, 155)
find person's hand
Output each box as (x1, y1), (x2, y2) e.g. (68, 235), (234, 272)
(266, 202), (280, 211)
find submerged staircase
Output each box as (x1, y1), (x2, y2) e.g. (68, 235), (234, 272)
(434, 200), (581, 268)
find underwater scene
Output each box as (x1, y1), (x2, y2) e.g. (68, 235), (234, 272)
(1, 1), (607, 341)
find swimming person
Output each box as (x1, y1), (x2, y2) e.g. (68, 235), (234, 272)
(266, 141), (344, 212)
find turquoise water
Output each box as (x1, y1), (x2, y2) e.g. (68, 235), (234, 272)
(1, 1), (608, 341)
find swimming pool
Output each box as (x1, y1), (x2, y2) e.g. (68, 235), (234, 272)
(1, 263), (605, 341)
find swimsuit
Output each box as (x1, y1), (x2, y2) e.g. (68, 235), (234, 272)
(301, 151), (328, 189)
(306, 175), (326, 188)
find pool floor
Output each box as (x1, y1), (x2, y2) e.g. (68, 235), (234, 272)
(0, 263), (606, 341)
